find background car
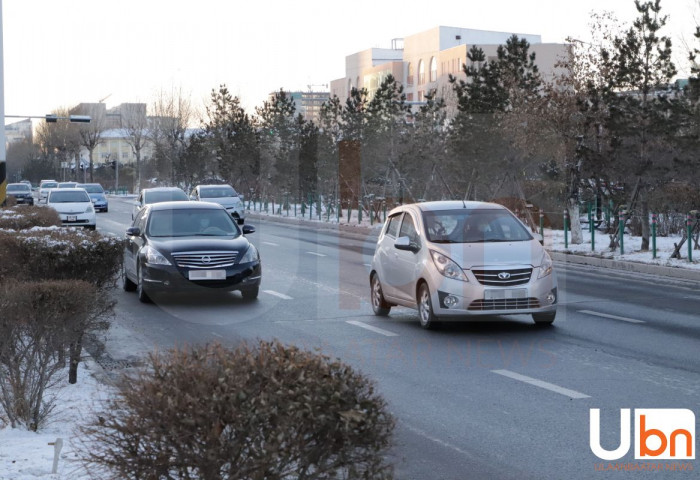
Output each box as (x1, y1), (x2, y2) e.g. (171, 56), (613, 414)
(6, 182), (34, 205)
(190, 184), (246, 224)
(369, 201), (557, 329)
(132, 187), (189, 220)
(38, 180), (59, 202)
(58, 182), (79, 188)
(77, 183), (109, 212)
(123, 201), (260, 302)
(45, 187), (96, 230)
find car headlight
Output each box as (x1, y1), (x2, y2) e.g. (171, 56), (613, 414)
(430, 249), (468, 282)
(85, 204), (94, 213)
(143, 246), (171, 266)
(238, 244), (259, 264)
(537, 251), (553, 279)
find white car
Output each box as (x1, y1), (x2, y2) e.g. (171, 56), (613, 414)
(38, 179), (59, 202)
(190, 184), (246, 224)
(369, 201), (557, 329)
(46, 187), (96, 230)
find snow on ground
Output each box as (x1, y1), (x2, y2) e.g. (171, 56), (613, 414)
(2, 204), (698, 478)
(0, 362), (112, 480)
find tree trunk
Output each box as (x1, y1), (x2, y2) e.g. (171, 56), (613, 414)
(68, 335), (83, 385)
(640, 197), (650, 251)
(568, 199), (583, 244)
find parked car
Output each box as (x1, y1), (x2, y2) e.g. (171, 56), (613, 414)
(58, 182), (79, 188)
(190, 184), (245, 224)
(38, 180), (59, 202)
(123, 201), (260, 303)
(45, 187), (96, 230)
(77, 183), (109, 212)
(132, 187), (189, 220)
(6, 182), (34, 205)
(369, 201), (557, 329)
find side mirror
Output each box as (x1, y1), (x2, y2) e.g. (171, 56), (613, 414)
(126, 227), (141, 237)
(395, 236), (419, 253)
(242, 225), (255, 235)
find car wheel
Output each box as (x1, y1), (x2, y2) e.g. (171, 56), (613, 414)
(418, 282), (439, 330)
(137, 265), (152, 303)
(241, 286), (259, 300)
(103, 207), (108, 213)
(123, 267), (136, 292)
(532, 311), (556, 326)
(370, 273), (391, 316)
(85, 225), (96, 231)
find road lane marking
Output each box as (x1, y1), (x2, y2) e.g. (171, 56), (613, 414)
(264, 290), (293, 300)
(363, 263), (372, 267)
(262, 241), (279, 246)
(306, 251), (327, 257)
(401, 421), (476, 458)
(578, 310), (645, 324)
(346, 320), (399, 337)
(211, 332), (223, 338)
(492, 369), (590, 399)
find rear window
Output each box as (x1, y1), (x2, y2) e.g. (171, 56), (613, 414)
(199, 186), (237, 198)
(49, 191), (90, 203)
(41, 182), (58, 189)
(7, 184), (30, 192)
(79, 184), (104, 194)
(145, 190), (189, 204)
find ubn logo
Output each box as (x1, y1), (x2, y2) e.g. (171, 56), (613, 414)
(590, 409), (695, 460)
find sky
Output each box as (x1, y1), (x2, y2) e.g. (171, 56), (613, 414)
(1, 0), (698, 123)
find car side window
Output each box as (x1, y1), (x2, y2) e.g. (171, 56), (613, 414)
(385, 213), (402, 238)
(399, 214), (420, 247)
(133, 209), (146, 229)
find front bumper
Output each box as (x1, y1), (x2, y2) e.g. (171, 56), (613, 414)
(427, 270), (557, 318)
(58, 212), (96, 227)
(92, 200), (108, 210)
(141, 260), (261, 294)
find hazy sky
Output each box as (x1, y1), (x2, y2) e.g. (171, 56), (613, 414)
(2, 0), (697, 122)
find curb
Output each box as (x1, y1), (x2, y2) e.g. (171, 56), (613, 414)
(248, 212), (700, 282)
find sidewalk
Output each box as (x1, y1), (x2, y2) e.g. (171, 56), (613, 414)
(247, 211), (700, 283)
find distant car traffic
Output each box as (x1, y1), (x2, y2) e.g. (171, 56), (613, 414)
(132, 187), (189, 220)
(123, 201), (260, 303)
(58, 182), (79, 188)
(45, 187), (96, 230)
(38, 180), (59, 202)
(6, 182), (34, 205)
(369, 201), (558, 329)
(77, 183), (109, 212)
(189, 184), (246, 224)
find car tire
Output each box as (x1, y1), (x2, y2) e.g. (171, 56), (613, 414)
(85, 225), (96, 231)
(532, 311), (556, 326)
(137, 266), (152, 303)
(241, 286), (259, 300)
(103, 207), (108, 213)
(123, 268), (137, 292)
(370, 273), (391, 316)
(418, 282), (439, 330)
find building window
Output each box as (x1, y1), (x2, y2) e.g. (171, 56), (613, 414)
(430, 57), (437, 82)
(418, 90), (424, 102)
(407, 93), (413, 102)
(418, 60), (425, 85)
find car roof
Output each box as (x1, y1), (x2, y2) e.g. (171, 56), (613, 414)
(48, 188), (90, 195)
(77, 183), (103, 187)
(390, 201), (507, 216)
(143, 187), (186, 192)
(7, 182), (29, 187)
(197, 184), (233, 188)
(149, 201), (224, 211)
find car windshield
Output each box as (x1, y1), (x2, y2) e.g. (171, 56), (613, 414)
(199, 186), (237, 198)
(79, 184), (104, 194)
(7, 184), (30, 192)
(41, 182), (58, 189)
(423, 209), (533, 243)
(145, 190), (188, 204)
(147, 209), (240, 237)
(49, 191), (90, 203)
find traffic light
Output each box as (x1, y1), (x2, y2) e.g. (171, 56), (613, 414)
(45, 114), (58, 123)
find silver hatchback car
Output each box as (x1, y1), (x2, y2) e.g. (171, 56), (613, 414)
(369, 201), (557, 329)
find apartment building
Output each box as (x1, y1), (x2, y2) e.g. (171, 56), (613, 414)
(330, 26), (568, 107)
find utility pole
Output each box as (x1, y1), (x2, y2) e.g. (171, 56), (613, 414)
(0, 0), (6, 206)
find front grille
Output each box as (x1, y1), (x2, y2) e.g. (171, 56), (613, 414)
(468, 298), (540, 311)
(472, 268), (532, 286)
(172, 251), (238, 269)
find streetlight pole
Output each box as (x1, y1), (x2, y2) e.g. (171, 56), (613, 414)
(0, 0), (6, 206)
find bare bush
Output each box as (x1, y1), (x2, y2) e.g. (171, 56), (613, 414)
(80, 340), (395, 479)
(0, 204), (61, 229)
(0, 280), (108, 430)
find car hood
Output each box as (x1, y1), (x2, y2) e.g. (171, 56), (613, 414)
(429, 240), (545, 269)
(201, 198), (241, 208)
(148, 236), (251, 256)
(48, 202), (92, 214)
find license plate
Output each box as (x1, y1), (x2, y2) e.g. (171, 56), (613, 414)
(188, 270), (226, 280)
(67, 215), (77, 222)
(484, 288), (527, 300)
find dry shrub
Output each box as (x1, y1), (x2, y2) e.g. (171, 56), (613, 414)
(80, 340), (395, 480)
(0, 280), (108, 430)
(0, 228), (124, 289)
(0, 204), (61, 229)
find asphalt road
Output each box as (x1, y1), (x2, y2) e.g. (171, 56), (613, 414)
(95, 196), (700, 480)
